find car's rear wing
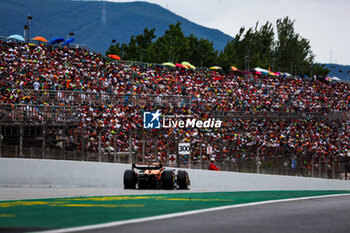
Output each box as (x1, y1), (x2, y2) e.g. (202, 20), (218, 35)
(132, 164), (163, 170)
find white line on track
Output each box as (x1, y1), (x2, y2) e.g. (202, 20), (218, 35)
(36, 193), (350, 233)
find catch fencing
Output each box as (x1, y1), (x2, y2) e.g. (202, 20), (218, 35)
(0, 96), (348, 180)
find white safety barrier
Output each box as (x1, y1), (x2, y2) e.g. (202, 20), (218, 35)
(1, 158), (350, 190)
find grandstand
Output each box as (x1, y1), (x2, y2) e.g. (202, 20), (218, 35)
(0, 39), (349, 179)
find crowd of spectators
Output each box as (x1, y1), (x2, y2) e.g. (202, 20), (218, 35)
(0, 41), (349, 171)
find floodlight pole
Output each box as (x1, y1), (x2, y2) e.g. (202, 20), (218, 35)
(24, 25), (28, 41)
(68, 32), (74, 39)
(27, 15), (32, 42)
(67, 32), (74, 48)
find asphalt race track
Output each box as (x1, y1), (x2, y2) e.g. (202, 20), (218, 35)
(77, 194), (350, 233)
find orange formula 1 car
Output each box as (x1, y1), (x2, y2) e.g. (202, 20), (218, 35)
(123, 163), (190, 190)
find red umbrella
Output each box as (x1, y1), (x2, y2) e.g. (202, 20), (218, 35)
(175, 63), (188, 69)
(108, 54), (121, 60)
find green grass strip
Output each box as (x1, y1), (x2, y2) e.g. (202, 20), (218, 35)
(0, 190), (349, 229)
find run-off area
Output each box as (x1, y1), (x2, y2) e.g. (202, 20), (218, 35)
(0, 191), (349, 231)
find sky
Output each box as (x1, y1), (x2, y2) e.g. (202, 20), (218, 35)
(104, 0), (350, 65)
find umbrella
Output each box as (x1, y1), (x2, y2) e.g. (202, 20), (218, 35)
(33, 36), (48, 42)
(181, 61), (195, 69)
(108, 54), (121, 60)
(254, 67), (269, 74)
(162, 62), (175, 67)
(8, 34), (25, 41)
(175, 63), (188, 69)
(210, 66), (222, 70)
(242, 71), (252, 75)
(331, 76), (341, 81)
(230, 66), (239, 71)
(49, 37), (65, 44)
(63, 38), (75, 44)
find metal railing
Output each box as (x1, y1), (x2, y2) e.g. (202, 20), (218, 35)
(9, 90), (193, 107)
(213, 111), (325, 120)
(0, 143), (348, 180)
(0, 104), (80, 124)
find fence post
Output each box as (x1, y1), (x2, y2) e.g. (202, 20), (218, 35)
(42, 125), (46, 159)
(319, 158), (322, 178)
(188, 146), (191, 169)
(0, 126), (2, 158)
(81, 133), (85, 161)
(311, 155), (314, 177)
(325, 158), (329, 179)
(63, 126), (66, 160)
(19, 125), (23, 158)
(30, 147), (34, 158)
(113, 135), (117, 163)
(199, 143), (202, 169)
(256, 145), (263, 174)
(176, 139), (179, 167)
(166, 136), (170, 165)
(129, 131), (132, 164)
(332, 157), (335, 179)
(142, 134), (145, 164)
(98, 130), (102, 162)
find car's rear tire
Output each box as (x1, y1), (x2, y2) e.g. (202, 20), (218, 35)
(124, 169), (136, 189)
(162, 170), (174, 189)
(177, 170), (189, 189)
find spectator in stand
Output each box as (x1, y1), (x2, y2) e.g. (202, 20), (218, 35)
(0, 40), (349, 167)
(209, 158), (221, 171)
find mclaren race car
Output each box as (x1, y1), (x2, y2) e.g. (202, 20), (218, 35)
(123, 163), (190, 190)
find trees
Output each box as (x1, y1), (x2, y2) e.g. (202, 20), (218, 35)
(106, 18), (328, 76)
(219, 22), (275, 71)
(152, 22), (187, 63)
(219, 17), (320, 75)
(275, 17), (314, 75)
(106, 22), (217, 66)
(106, 28), (156, 62)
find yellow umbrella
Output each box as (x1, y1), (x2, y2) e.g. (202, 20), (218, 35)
(210, 66), (222, 70)
(162, 62), (176, 67)
(181, 61), (195, 69)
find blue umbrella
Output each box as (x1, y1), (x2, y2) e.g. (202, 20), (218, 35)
(49, 37), (65, 44)
(8, 34), (25, 41)
(63, 38), (75, 44)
